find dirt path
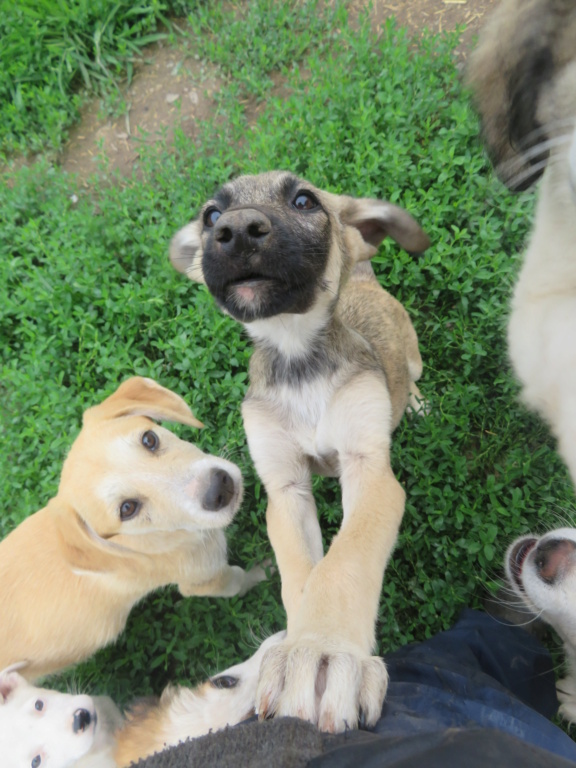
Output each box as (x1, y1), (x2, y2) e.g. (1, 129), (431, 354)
(60, 0), (496, 182)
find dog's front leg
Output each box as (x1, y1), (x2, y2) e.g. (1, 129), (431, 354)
(179, 562), (270, 598)
(256, 372), (405, 732)
(242, 399), (324, 619)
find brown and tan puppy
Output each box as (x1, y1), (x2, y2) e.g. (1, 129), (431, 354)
(170, 171), (429, 732)
(0, 377), (267, 680)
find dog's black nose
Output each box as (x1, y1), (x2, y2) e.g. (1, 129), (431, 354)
(535, 538), (576, 584)
(203, 468), (235, 511)
(73, 708), (92, 733)
(214, 209), (271, 250)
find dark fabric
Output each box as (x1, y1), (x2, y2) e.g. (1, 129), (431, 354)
(309, 727), (576, 768)
(134, 717), (364, 767)
(374, 608), (573, 759)
(137, 720), (576, 768)
(138, 610), (576, 767)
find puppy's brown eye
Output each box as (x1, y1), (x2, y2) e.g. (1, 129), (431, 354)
(34, 700), (44, 711)
(31, 757), (41, 768)
(210, 675), (239, 689)
(120, 499), (140, 521)
(142, 430), (159, 452)
(204, 207), (222, 227)
(293, 192), (318, 211)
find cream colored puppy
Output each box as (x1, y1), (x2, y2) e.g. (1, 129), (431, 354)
(467, 0), (576, 484)
(0, 377), (267, 680)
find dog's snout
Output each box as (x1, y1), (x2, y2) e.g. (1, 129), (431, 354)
(535, 538), (576, 584)
(214, 209), (271, 251)
(73, 708), (92, 733)
(202, 468), (235, 511)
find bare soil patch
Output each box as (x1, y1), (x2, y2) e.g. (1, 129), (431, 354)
(59, 0), (496, 183)
(60, 46), (222, 180)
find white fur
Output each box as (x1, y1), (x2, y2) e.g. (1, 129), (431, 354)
(245, 302), (332, 359)
(157, 632), (285, 743)
(244, 239), (343, 359)
(0, 665), (121, 768)
(505, 528), (576, 724)
(507, 124), (576, 484)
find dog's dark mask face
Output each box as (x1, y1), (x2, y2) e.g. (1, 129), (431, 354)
(199, 172), (331, 322)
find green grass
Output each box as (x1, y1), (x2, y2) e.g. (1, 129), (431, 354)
(1, 0), (573, 704)
(0, 0), (200, 157)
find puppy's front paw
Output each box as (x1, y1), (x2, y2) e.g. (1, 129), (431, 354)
(256, 638), (387, 733)
(239, 559), (275, 595)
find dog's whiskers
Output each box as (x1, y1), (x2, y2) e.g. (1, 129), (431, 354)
(497, 130), (575, 187)
(500, 155), (559, 190)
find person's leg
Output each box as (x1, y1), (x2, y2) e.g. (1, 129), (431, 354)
(374, 609), (576, 762)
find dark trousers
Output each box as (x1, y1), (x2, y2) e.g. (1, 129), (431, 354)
(371, 608), (576, 761)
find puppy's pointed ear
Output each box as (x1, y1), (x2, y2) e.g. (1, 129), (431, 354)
(0, 664), (28, 702)
(169, 221), (205, 283)
(83, 377), (204, 428)
(335, 195), (430, 259)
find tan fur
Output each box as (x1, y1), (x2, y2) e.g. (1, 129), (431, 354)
(0, 377), (267, 680)
(114, 632), (285, 766)
(169, 171), (429, 732)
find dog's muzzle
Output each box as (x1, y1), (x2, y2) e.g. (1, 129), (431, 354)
(534, 538), (576, 585)
(73, 708), (93, 733)
(202, 468), (235, 511)
(213, 208), (271, 256)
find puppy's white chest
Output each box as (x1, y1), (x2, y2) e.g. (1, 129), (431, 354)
(275, 378), (335, 458)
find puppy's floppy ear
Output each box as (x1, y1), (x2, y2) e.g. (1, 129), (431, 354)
(169, 221), (205, 283)
(83, 377), (204, 428)
(0, 664), (28, 702)
(334, 194), (430, 259)
(55, 509), (140, 572)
